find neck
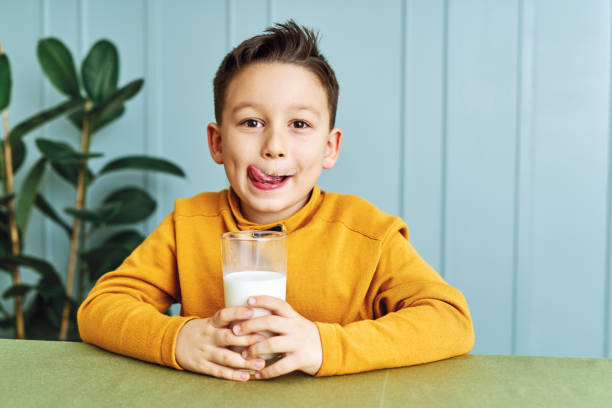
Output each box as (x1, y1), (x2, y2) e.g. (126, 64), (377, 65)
(238, 190), (313, 225)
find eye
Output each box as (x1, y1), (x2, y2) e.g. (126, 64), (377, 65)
(291, 120), (310, 129)
(241, 119), (263, 128)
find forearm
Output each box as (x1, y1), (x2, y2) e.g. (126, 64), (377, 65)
(314, 285), (474, 376)
(77, 275), (195, 369)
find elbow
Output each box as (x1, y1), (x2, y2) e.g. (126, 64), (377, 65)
(461, 317), (475, 355)
(76, 301), (87, 342)
(455, 305), (475, 355)
(76, 296), (93, 343)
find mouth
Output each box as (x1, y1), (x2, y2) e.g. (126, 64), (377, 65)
(247, 165), (293, 191)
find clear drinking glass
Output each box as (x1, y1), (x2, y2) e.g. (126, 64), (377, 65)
(221, 230), (287, 362)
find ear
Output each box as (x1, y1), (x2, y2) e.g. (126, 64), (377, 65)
(207, 122), (224, 164)
(322, 127), (342, 169)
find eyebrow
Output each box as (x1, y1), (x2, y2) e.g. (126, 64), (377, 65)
(289, 104), (321, 118)
(231, 102), (259, 115)
(231, 102), (321, 118)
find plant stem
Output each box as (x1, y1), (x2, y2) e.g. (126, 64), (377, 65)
(77, 221), (87, 304)
(77, 257), (87, 304)
(59, 100), (92, 341)
(0, 42), (25, 339)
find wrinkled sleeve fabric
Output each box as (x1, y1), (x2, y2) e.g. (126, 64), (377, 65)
(77, 213), (196, 369)
(314, 226), (474, 376)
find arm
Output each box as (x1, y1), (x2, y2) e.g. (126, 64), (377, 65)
(314, 228), (474, 376)
(78, 214), (269, 379)
(77, 214), (193, 368)
(238, 227), (473, 378)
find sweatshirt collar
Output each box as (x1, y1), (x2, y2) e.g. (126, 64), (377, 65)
(225, 185), (322, 233)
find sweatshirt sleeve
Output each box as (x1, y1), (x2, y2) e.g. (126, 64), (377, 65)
(314, 226), (475, 376)
(77, 213), (197, 369)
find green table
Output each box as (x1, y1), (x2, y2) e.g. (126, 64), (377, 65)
(1, 339), (610, 407)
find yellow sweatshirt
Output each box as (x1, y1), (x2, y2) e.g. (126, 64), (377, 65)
(77, 186), (474, 376)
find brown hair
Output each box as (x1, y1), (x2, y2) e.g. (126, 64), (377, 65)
(213, 20), (339, 128)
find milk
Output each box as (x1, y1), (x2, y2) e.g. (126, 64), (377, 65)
(223, 271), (286, 360)
(224, 270), (286, 315)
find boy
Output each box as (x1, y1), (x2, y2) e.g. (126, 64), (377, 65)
(78, 21), (474, 381)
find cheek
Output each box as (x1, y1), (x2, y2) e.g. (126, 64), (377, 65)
(223, 138), (250, 161)
(293, 139), (327, 163)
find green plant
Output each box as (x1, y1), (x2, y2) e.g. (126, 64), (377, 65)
(0, 38), (185, 341)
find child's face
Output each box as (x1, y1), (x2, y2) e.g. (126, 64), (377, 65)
(207, 62), (342, 224)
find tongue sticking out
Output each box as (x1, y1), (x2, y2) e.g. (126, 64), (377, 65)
(248, 165), (285, 184)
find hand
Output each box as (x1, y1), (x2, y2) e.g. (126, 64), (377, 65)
(233, 295), (323, 379)
(175, 306), (267, 381)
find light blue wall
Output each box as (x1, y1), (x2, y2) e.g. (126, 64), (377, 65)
(1, 0), (611, 358)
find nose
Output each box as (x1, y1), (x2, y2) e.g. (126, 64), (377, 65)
(261, 126), (286, 159)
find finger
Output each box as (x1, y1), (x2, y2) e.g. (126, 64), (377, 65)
(214, 328), (266, 347)
(244, 334), (291, 358)
(235, 315), (288, 336)
(255, 355), (298, 379)
(206, 347), (266, 372)
(248, 295), (296, 317)
(211, 306), (254, 328)
(199, 360), (252, 382)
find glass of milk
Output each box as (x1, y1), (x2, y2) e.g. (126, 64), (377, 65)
(221, 230), (287, 362)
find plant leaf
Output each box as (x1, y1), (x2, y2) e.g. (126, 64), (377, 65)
(106, 229), (144, 248)
(80, 230), (143, 281)
(36, 275), (65, 299)
(0, 254), (60, 281)
(9, 98), (84, 142)
(64, 202), (122, 223)
(68, 104), (125, 135)
(16, 157), (47, 234)
(35, 138), (98, 186)
(0, 254), (65, 303)
(2, 283), (33, 299)
(81, 40), (119, 103)
(12, 137), (26, 173)
(37, 38), (80, 98)
(0, 53), (11, 110)
(0, 219), (11, 257)
(0, 299), (9, 318)
(88, 79), (143, 130)
(66, 80), (140, 135)
(0, 137), (26, 178)
(34, 193), (71, 236)
(0, 193), (15, 206)
(81, 245), (129, 282)
(0, 316), (14, 329)
(98, 155), (185, 177)
(35, 138), (102, 163)
(102, 186), (156, 224)
(23, 293), (80, 341)
(50, 161), (94, 187)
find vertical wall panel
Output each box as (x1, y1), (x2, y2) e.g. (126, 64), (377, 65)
(233, 0), (270, 48)
(0, 0), (43, 333)
(157, 0), (228, 218)
(606, 0), (612, 361)
(44, 0), (82, 280)
(606, 0), (612, 355)
(274, 0), (403, 216)
(515, 0), (610, 357)
(1, 0), (612, 357)
(403, 0), (445, 271)
(145, 0), (164, 229)
(0, 0), (46, 266)
(85, 0), (147, 237)
(514, 0), (536, 356)
(444, 0), (519, 354)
